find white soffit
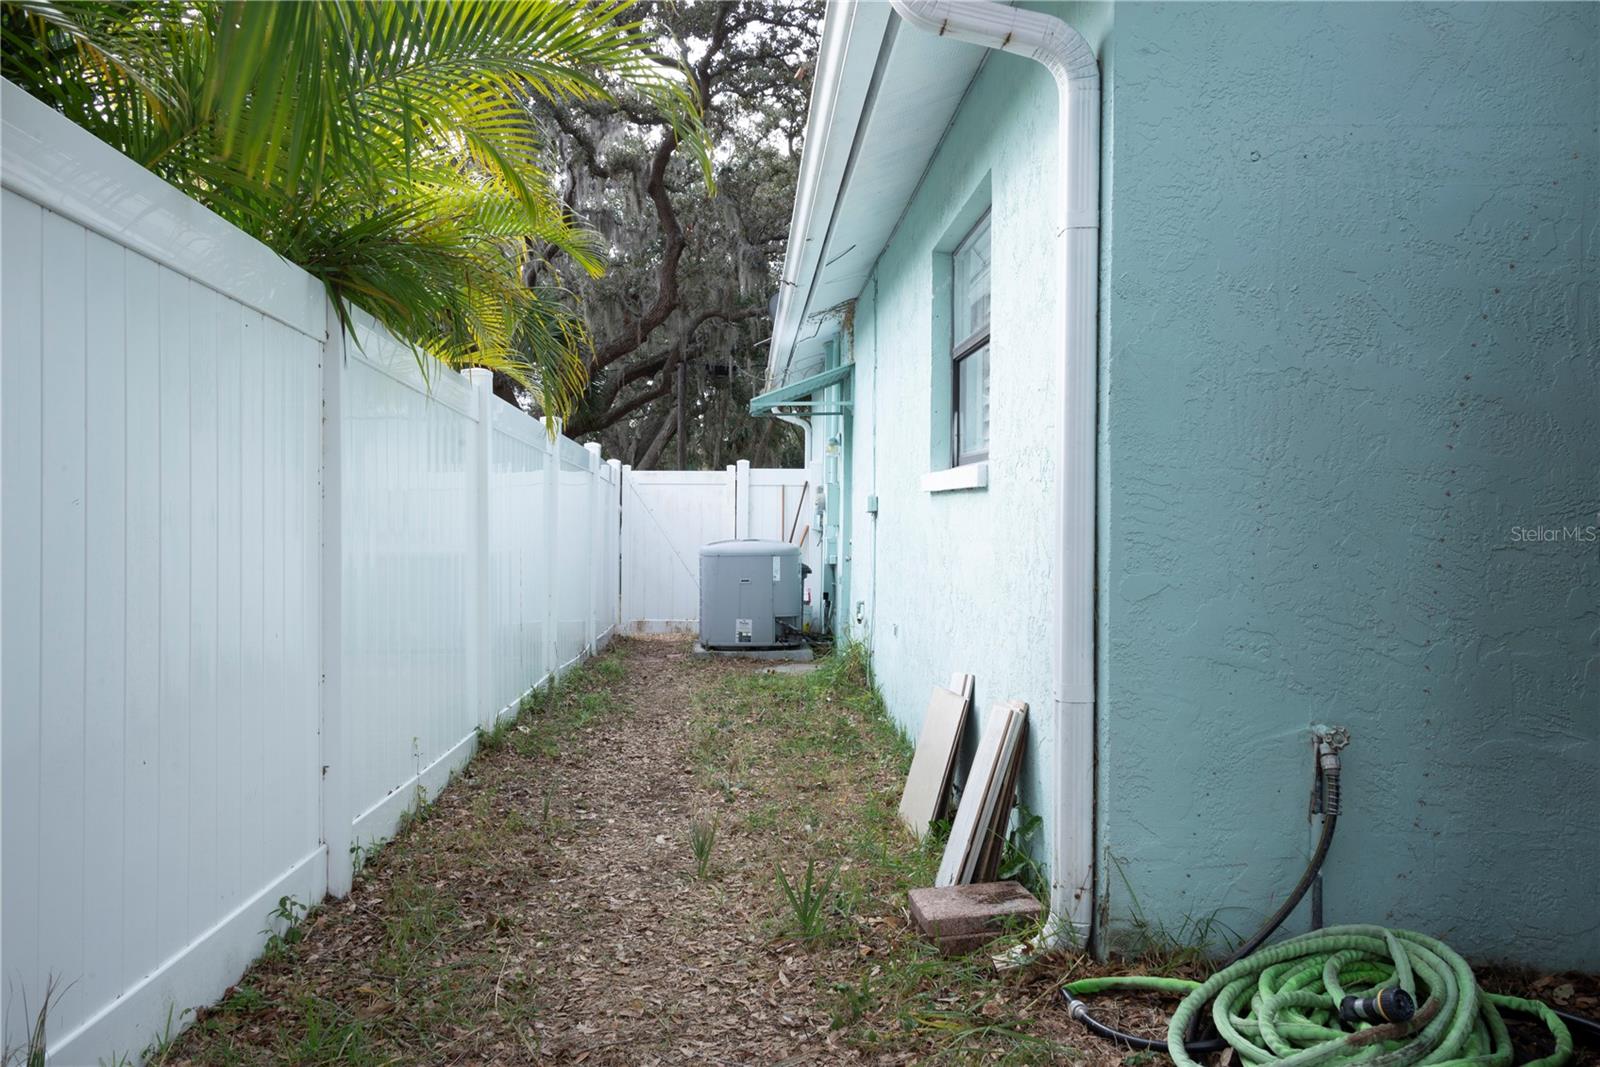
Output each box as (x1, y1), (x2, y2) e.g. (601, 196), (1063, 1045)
(770, 5), (987, 389)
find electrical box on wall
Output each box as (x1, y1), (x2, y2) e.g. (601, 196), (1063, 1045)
(866, 494), (879, 515)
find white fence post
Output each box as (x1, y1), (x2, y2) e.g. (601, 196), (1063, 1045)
(735, 459), (752, 539)
(543, 418), (563, 681)
(464, 369), (493, 726)
(618, 464), (632, 633)
(607, 458), (622, 637)
(320, 301), (352, 898)
(584, 442), (602, 654)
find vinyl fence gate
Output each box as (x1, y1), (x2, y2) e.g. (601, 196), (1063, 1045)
(619, 460), (818, 634)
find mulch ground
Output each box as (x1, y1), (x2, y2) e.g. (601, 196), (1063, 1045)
(160, 637), (1599, 1066)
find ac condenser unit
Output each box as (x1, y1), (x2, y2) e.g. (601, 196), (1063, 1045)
(699, 539), (804, 650)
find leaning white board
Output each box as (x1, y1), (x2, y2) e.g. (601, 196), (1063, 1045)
(897, 674), (974, 838)
(936, 702), (1018, 887)
(963, 703), (1028, 884)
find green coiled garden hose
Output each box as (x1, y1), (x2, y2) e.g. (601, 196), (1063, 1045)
(1061, 924), (1574, 1067)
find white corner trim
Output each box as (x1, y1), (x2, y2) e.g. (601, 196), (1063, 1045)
(921, 462), (989, 493)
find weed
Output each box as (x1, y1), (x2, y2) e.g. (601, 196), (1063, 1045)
(394, 783), (432, 835)
(141, 1004), (190, 1064)
(289, 996), (377, 1066)
(3, 974), (66, 1067)
(1107, 854), (1235, 970)
(998, 804), (1048, 904)
(221, 985), (267, 1014)
(349, 835), (389, 875)
(774, 859), (836, 942)
(476, 711), (516, 753)
(829, 971), (875, 1027)
(261, 895), (309, 961)
(688, 813), (718, 879)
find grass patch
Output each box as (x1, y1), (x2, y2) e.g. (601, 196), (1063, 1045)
(155, 638), (1228, 1066)
(774, 858), (837, 941)
(686, 642), (1075, 1063)
(1105, 853), (1238, 973)
(159, 644), (632, 1066)
(688, 812), (719, 880)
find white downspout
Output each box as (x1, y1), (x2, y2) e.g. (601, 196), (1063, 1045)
(888, 0), (1100, 949)
(776, 412), (813, 467)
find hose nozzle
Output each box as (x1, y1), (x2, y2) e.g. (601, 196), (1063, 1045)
(1340, 988), (1415, 1027)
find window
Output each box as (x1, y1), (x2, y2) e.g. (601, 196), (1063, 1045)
(951, 213), (990, 465)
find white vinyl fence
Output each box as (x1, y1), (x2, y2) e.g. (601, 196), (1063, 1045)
(620, 461), (817, 633)
(1, 82), (619, 1065)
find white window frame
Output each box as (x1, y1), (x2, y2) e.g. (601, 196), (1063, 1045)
(951, 212), (991, 467)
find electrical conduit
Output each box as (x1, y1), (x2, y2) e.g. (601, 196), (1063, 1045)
(887, 0), (1101, 946)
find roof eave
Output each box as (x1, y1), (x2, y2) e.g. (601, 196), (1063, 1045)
(765, 1), (892, 391)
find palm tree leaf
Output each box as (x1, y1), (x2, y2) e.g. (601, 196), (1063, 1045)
(2, 0), (714, 419)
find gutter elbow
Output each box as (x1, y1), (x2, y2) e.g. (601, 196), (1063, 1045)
(888, 0), (1099, 92)
(1033, 21), (1100, 90)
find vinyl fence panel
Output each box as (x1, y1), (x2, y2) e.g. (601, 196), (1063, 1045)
(557, 438), (596, 666)
(620, 469), (734, 632)
(2, 86), (326, 1063)
(488, 401), (553, 716)
(748, 467), (820, 616)
(340, 316), (479, 851)
(1, 83), (622, 1066)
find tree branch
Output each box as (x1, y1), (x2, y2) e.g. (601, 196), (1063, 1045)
(636, 402), (678, 468)
(587, 3), (737, 373)
(583, 344), (686, 436)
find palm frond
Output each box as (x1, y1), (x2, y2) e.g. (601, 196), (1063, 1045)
(1, 0), (713, 417)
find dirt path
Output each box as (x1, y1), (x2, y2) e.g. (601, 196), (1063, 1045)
(165, 638), (874, 1066)
(515, 638), (847, 1064)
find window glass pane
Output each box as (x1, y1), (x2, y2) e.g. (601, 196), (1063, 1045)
(953, 215), (991, 344)
(956, 344), (989, 460)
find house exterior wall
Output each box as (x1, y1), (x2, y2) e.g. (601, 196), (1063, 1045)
(842, 1), (1597, 966)
(846, 52), (1064, 847)
(1098, 1), (1599, 967)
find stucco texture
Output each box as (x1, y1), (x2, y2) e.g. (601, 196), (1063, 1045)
(845, 1), (1596, 966)
(1099, 2), (1599, 967)
(848, 52), (1063, 855)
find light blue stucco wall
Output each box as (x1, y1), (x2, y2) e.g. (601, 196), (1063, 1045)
(847, 50), (1064, 852)
(1099, 2), (1599, 966)
(841, 1), (1597, 967)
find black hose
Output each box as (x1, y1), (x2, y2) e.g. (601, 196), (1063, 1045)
(1177, 808), (1339, 1046)
(1554, 1008), (1600, 1048)
(1221, 810), (1338, 967)
(1059, 986), (1229, 1054)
